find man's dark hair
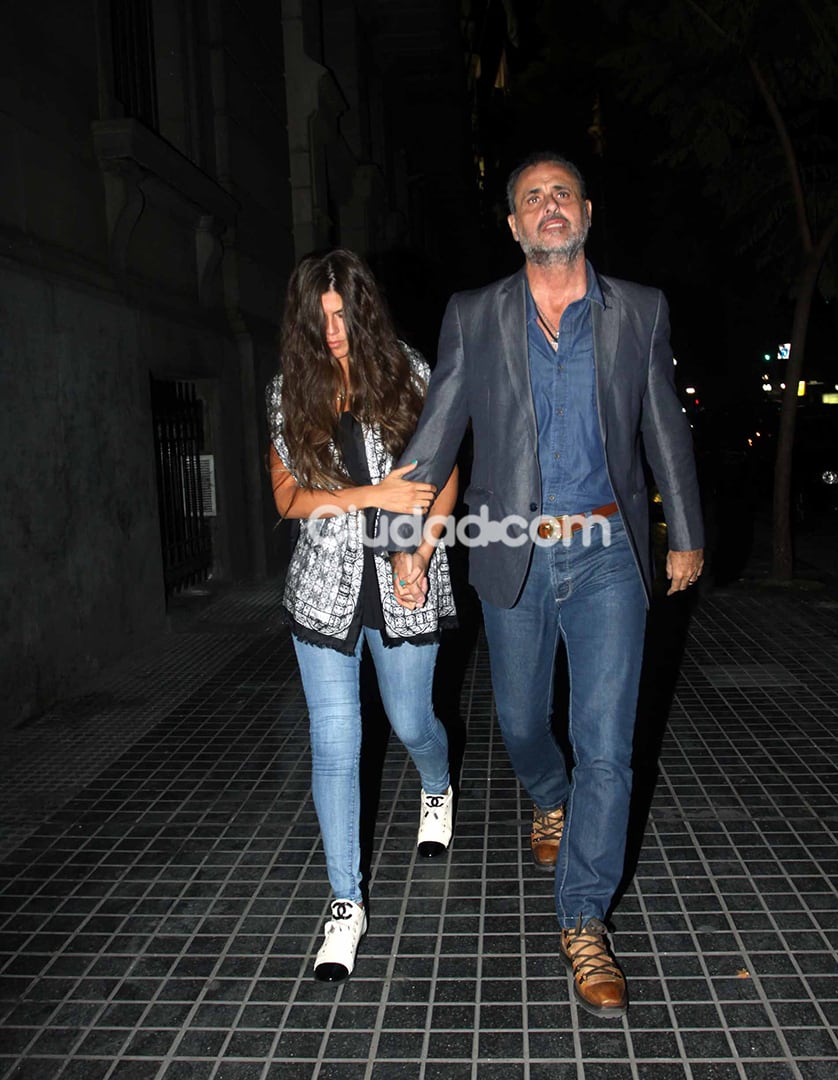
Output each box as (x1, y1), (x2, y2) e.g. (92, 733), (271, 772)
(506, 152), (587, 214)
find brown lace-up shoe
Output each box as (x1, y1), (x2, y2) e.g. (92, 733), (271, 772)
(531, 804), (565, 870)
(560, 917), (627, 1017)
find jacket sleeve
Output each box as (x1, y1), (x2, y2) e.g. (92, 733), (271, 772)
(639, 292), (705, 551)
(380, 296), (472, 549)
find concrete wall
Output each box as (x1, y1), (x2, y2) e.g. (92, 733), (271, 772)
(0, 266), (236, 722)
(0, 0), (295, 727)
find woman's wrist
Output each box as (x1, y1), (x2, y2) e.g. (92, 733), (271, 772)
(332, 485), (370, 512)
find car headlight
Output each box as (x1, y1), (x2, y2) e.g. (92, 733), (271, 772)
(821, 469), (838, 485)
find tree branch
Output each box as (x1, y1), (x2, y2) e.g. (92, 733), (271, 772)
(813, 212), (838, 263)
(680, 0), (733, 44)
(680, 2), (815, 254)
(746, 57), (813, 253)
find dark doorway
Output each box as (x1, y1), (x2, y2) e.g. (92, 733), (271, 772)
(150, 376), (213, 600)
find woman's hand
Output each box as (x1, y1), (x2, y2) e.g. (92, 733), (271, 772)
(391, 551), (429, 609)
(389, 465), (457, 610)
(374, 462), (437, 514)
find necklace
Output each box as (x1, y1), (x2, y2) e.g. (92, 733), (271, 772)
(533, 301), (560, 347)
(336, 371), (347, 404)
(337, 360), (350, 409)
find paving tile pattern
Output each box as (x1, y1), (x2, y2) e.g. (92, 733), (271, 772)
(0, 584), (837, 1078)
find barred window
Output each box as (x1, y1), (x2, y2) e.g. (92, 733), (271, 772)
(111, 0), (159, 132)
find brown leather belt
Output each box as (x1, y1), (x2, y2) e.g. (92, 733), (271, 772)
(536, 501), (619, 540)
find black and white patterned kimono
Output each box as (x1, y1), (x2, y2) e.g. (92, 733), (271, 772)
(266, 345), (457, 654)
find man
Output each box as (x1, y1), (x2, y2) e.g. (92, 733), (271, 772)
(388, 151), (704, 1018)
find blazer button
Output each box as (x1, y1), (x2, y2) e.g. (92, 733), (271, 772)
(529, 502), (538, 512)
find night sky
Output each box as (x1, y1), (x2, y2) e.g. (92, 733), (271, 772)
(450, 0), (837, 413)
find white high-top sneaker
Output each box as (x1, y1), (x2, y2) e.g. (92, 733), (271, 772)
(417, 786), (454, 858)
(313, 899), (367, 982)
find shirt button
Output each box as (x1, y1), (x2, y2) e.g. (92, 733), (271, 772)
(530, 502), (538, 512)
(554, 452), (560, 460)
(548, 495), (555, 502)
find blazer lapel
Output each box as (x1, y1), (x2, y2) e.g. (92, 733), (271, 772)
(495, 270), (538, 444)
(592, 277), (621, 442)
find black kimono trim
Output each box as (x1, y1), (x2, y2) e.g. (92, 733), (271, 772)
(284, 608), (458, 656)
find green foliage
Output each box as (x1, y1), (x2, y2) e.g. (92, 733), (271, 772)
(596, 0), (838, 296)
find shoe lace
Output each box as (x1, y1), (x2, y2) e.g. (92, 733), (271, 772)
(565, 918), (622, 984)
(532, 805), (565, 843)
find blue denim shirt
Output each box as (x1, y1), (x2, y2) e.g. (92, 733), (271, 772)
(527, 263), (614, 515)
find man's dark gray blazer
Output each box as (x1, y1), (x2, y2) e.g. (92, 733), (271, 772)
(389, 266), (704, 609)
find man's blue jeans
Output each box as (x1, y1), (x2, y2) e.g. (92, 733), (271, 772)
(293, 629), (450, 904)
(481, 515), (647, 928)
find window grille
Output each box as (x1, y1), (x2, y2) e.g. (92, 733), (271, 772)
(181, 455), (217, 517)
(150, 377), (213, 597)
(111, 0), (159, 132)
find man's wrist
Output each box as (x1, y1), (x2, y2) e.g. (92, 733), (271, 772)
(415, 544), (433, 567)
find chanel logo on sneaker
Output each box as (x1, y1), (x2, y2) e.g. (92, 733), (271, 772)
(417, 787), (453, 857)
(331, 901), (354, 920)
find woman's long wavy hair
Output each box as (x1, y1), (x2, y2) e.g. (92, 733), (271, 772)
(279, 249), (425, 489)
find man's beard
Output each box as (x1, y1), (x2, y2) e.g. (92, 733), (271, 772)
(519, 213), (590, 266)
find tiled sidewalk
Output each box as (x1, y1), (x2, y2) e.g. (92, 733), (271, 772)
(0, 578), (837, 1079)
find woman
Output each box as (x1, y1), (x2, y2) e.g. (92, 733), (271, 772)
(266, 249), (457, 982)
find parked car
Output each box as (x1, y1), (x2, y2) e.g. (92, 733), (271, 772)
(742, 403), (838, 520)
(788, 407), (838, 521)
(689, 405), (760, 585)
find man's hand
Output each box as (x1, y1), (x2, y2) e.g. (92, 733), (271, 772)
(666, 549), (704, 595)
(391, 551), (429, 609)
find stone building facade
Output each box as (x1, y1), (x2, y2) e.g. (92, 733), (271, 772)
(0, 0), (474, 728)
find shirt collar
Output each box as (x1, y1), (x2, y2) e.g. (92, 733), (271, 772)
(585, 261), (605, 308)
(525, 260), (604, 322)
